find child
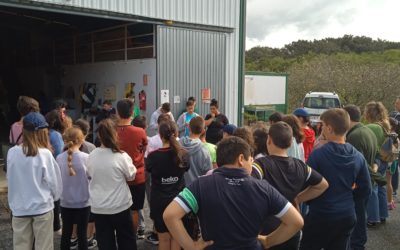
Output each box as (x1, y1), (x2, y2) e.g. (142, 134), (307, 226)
(252, 122), (328, 249)
(177, 100), (199, 138)
(387, 117), (399, 210)
(116, 99), (148, 240)
(7, 111), (62, 250)
(293, 108), (315, 162)
(163, 136), (304, 249)
(146, 120), (188, 250)
(179, 116), (213, 186)
(87, 119), (137, 250)
(57, 127), (90, 250)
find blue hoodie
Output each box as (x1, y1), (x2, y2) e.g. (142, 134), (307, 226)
(307, 142), (372, 220)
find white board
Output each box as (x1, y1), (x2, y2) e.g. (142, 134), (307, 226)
(244, 74), (286, 105)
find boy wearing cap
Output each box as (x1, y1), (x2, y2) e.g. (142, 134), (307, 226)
(164, 136), (304, 250)
(7, 112), (63, 250)
(293, 108), (315, 162)
(222, 124), (237, 139)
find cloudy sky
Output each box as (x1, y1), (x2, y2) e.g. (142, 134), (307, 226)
(246, 0), (400, 49)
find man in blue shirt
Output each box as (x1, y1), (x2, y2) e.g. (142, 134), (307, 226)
(163, 136), (304, 250)
(300, 108), (372, 250)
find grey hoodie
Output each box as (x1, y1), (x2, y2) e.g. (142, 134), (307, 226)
(179, 137), (213, 186)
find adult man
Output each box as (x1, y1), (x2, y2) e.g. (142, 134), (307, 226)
(164, 136), (304, 250)
(344, 105), (378, 250)
(300, 108), (372, 250)
(253, 121), (328, 250)
(116, 98), (148, 245)
(149, 102), (175, 135)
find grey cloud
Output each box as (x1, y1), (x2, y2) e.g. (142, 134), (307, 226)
(246, 0), (357, 42)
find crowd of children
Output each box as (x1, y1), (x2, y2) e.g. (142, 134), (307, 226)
(4, 94), (400, 250)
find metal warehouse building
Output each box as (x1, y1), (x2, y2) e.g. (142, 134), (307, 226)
(0, 0), (246, 139)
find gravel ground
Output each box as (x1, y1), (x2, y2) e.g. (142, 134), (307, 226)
(1, 190), (400, 250)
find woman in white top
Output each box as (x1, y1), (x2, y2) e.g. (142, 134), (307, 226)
(7, 111), (62, 250)
(282, 115), (305, 162)
(87, 119), (137, 250)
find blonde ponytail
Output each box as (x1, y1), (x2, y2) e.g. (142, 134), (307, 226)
(63, 127), (84, 177)
(67, 141), (76, 176)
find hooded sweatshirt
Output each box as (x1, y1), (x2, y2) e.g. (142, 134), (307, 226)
(179, 137), (213, 186)
(307, 142), (372, 220)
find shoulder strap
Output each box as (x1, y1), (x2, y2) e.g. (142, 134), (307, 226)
(15, 133), (23, 144)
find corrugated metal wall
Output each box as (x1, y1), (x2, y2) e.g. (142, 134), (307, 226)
(31, 0), (238, 28)
(157, 26), (226, 120)
(7, 0), (241, 124)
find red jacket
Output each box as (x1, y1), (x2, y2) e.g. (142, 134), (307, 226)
(302, 127), (315, 162)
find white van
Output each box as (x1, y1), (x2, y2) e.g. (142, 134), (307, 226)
(302, 92), (341, 124)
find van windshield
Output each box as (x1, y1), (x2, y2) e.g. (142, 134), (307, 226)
(303, 97), (341, 109)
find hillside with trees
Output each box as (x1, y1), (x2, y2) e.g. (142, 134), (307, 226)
(245, 35), (400, 111)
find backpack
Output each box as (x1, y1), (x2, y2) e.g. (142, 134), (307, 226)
(1, 130), (22, 172)
(379, 125), (399, 163)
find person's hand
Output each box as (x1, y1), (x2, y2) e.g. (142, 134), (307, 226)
(293, 197), (301, 212)
(257, 235), (269, 249)
(194, 237), (214, 250)
(211, 113), (216, 118)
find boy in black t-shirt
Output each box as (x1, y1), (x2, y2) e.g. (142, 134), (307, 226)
(252, 121), (328, 250)
(163, 136), (304, 250)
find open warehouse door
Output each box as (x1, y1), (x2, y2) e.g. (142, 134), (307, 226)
(0, 4), (157, 143)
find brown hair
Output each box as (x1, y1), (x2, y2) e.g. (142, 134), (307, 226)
(320, 108), (350, 135)
(97, 119), (122, 153)
(74, 119), (90, 136)
(233, 127), (255, 152)
(63, 127), (84, 176)
(189, 116), (205, 135)
(252, 125), (269, 156)
(364, 101), (390, 131)
(282, 115), (304, 144)
(22, 128), (49, 156)
(268, 122), (293, 149)
(46, 110), (65, 133)
(17, 96), (40, 116)
(217, 137), (251, 167)
(159, 120), (187, 167)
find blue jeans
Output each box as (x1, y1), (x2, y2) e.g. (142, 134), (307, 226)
(377, 159), (389, 220)
(367, 159), (389, 222)
(351, 198), (368, 250)
(367, 185), (379, 222)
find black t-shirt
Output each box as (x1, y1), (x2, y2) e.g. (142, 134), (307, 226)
(176, 167), (290, 250)
(146, 148), (188, 207)
(252, 155), (322, 234)
(205, 113), (229, 144)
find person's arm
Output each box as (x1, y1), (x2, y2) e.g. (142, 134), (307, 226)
(204, 114), (214, 127)
(163, 201), (213, 250)
(258, 205), (304, 249)
(148, 111), (158, 132)
(176, 113), (186, 136)
(121, 153), (137, 181)
(43, 152), (63, 201)
(295, 167), (329, 205)
(354, 158), (372, 200)
(296, 178), (328, 204)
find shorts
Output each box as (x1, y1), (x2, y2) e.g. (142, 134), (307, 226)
(129, 183), (146, 210)
(88, 212), (95, 223)
(149, 195), (169, 233)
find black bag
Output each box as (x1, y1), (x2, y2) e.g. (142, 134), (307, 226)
(1, 129), (22, 172)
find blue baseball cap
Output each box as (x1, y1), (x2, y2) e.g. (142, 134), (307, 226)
(23, 112), (49, 131)
(223, 124), (237, 135)
(293, 108), (309, 117)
